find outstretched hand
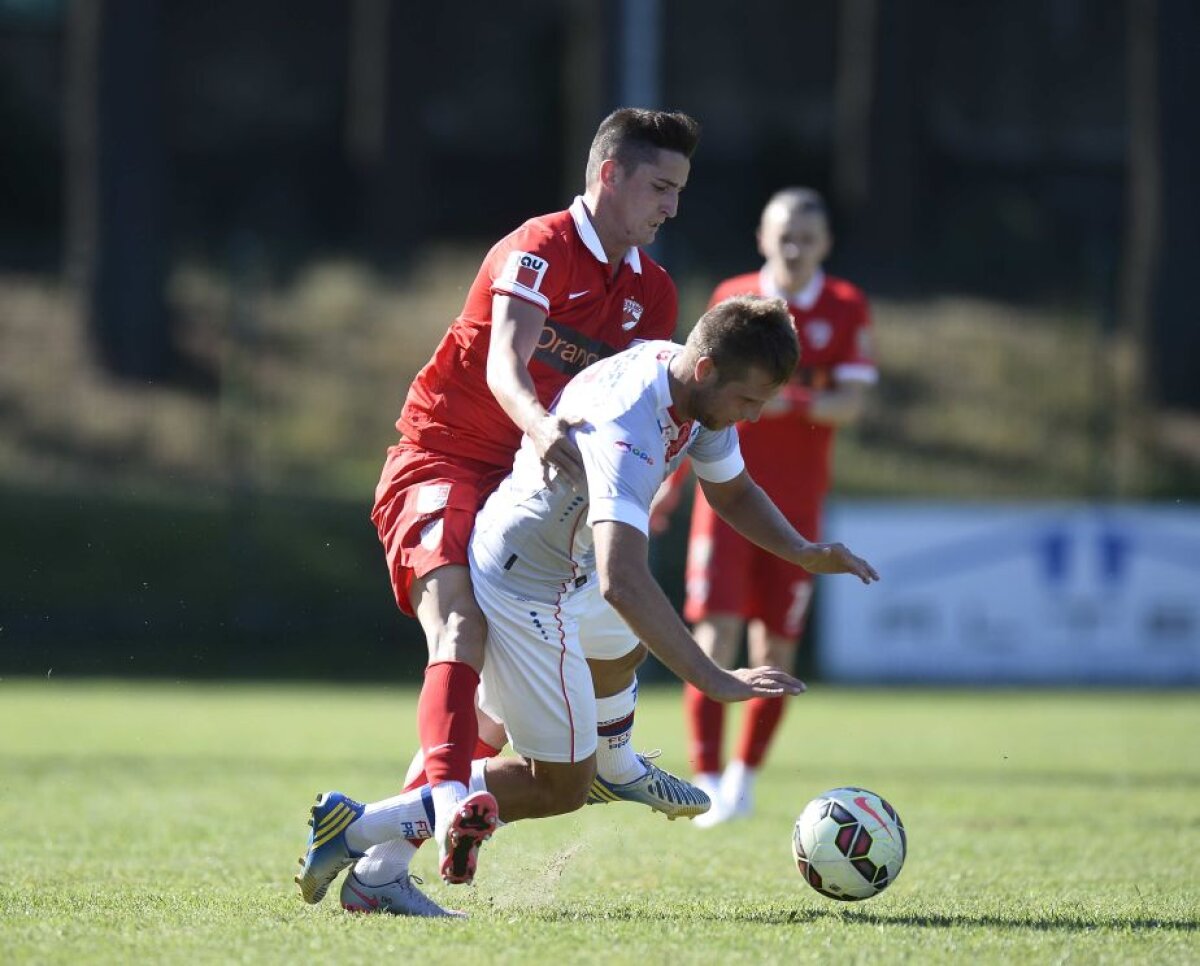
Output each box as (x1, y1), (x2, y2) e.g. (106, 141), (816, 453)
(529, 414), (588, 489)
(797, 542), (880, 584)
(707, 665), (807, 702)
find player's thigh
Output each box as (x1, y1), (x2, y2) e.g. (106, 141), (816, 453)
(411, 553), (488, 670)
(470, 572), (597, 765)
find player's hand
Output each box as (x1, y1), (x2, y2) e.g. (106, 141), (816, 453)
(529, 414), (588, 489)
(797, 542), (880, 584)
(707, 666), (807, 702)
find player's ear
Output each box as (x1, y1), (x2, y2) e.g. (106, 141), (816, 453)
(598, 158), (622, 190)
(694, 355), (717, 384)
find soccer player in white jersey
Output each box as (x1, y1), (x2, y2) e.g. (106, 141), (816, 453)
(295, 296), (880, 915)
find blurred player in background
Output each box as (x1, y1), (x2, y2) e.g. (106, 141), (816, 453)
(355, 108), (705, 902)
(653, 188), (876, 827)
(296, 296), (879, 916)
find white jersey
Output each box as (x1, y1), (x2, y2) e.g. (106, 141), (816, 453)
(471, 340), (744, 603)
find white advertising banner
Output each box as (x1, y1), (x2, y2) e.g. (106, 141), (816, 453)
(820, 503), (1200, 684)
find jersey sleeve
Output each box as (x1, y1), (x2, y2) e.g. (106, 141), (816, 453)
(833, 288), (878, 384)
(578, 407), (663, 536)
(487, 223), (569, 315)
(688, 426), (744, 483)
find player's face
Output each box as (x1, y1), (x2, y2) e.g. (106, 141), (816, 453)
(758, 203), (831, 278)
(692, 364), (784, 431)
(611, 150), (690, 249)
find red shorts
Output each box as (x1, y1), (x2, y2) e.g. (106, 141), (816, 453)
(371, 440), (510, 616)
(682, 488), (822, 641)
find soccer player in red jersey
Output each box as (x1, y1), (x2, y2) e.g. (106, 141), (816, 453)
(365, 109), (702, 892)
(654, 187), (877, 827)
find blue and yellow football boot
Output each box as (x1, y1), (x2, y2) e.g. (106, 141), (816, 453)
(295, 791), (365, 904)
(586, 753), (711, 820)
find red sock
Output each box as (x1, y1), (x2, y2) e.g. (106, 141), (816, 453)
(734, 696), (786, 768)
(417, 661), (480, 786)
(403, 735), (501, 849)
(684, 682), (725, 775)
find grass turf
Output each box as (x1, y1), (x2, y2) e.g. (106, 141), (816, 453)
(0, 680), (1197, 964)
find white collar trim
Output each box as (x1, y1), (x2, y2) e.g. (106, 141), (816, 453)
(570, 196), (642, 273)
(759, 267), (825, 310)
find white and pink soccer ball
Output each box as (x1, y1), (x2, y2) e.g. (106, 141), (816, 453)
(792, 786), (907, 901)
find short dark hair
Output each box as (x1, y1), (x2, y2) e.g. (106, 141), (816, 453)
(686, 295), (799, 385)
(586, 108), (701, 185)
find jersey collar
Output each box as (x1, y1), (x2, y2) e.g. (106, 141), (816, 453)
(570, 196), (643, 274)
(653, 346), (684, 424)
(759, 266), (825, 310)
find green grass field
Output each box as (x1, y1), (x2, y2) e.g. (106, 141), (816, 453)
(1, 680), (1197, 964)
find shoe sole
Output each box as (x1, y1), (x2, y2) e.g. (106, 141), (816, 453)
(440, 791), (498, 885)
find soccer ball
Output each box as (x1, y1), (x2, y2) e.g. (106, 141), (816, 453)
(792, 786), (906, 901)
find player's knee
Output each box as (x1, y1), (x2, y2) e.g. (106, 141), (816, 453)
(529, 761), (594, 817)
(588, 643), (647, 697)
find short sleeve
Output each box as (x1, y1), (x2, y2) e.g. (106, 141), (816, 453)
(834, 288), (877, 384)
(689, 427), (744, 483)
(488, 223), (569, 314)
(577, 417), (662, 536)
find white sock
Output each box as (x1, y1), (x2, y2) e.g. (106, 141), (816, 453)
(694, 771), (721, 800)
(468, 758), (505, 828)
(344, 786), (436, 853)
(430, 780), (469, 836)
(721, 759), (756, 808)
(352, 838), (418, 887)
(468, 757), (489, 795)
(595, 679), (645, 786)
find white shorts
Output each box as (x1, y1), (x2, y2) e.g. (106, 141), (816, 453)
(575, 578), (640, 661)
(470, 550), (598, 764)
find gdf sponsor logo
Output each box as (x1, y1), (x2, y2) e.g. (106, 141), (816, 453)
(614, 440), (655, 465)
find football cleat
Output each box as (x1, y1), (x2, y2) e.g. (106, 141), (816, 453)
(295, 791), (365, 904)
(340, 871), (465, 918)
(586, 753), (711, 820)
(438, 790), (499, 885)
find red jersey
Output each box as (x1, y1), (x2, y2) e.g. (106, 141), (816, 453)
(709, 269), (874, 503)
(399, 197), (679, 468)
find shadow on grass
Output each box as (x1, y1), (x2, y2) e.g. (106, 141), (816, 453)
(518, 903), (1198, 932)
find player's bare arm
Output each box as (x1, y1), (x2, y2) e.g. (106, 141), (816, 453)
(486, 294), (586, 488)
(699, 470), (879, 584)
(592, 519), (805, 701)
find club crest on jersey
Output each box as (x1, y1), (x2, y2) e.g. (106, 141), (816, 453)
(804, 319), (833, 349)
(621, 298), (644, 330)
(502, 251), (549, 293)
(664, 422), (697, 463)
